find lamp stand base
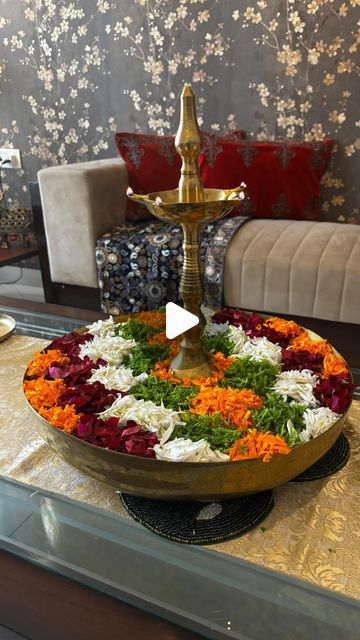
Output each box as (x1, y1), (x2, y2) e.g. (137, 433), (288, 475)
(170, 346), (211, 381)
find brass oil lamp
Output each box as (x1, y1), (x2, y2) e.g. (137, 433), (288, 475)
(25, 84), (350, 500)
(128, 85), (244, 380)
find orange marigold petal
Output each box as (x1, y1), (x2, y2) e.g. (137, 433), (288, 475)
(151, 350), (234, 387)
(264, 317), (302, 339)
(212, 352), (236, 372)
(190, 387), (263, 429)
(39, 405), (83, 434)
(229, 429), (290, 462)
(322, 353), (348, 379)
(26, 350), (70, 377)
(147, 331), (171, 345)
(151, 364), (182, 385)
(137, 310), (166, 330)
(23, 377), (66, 411)
(290, 334), (332, 357)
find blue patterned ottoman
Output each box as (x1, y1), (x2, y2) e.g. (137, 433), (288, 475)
(96, 217), (248, 315)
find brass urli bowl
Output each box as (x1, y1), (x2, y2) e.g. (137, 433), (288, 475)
(24, 321), (352, 501)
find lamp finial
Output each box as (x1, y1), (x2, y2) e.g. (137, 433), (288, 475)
(175, 83), (204, 203)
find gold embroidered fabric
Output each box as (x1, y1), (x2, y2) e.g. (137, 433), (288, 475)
(1, 335), (360, 599)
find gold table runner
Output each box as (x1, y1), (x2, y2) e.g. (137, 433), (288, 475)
(1, 334), (360, 599)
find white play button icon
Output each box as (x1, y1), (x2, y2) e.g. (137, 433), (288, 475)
(165, 302), (199, 340)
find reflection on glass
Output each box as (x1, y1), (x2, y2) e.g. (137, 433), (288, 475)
(0, 477), (359, 640)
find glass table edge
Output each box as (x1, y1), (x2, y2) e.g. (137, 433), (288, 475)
(0, 476), (359, 625)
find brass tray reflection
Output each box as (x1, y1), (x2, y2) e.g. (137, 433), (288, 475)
(24, 322), (352, 501)
(0, 314), (16, 343)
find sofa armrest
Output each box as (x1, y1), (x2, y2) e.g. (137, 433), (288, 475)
(38, 158), (128, 289)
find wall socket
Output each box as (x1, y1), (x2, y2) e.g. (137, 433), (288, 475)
(0, 148), (22, 170)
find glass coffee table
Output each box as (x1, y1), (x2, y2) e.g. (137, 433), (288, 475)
(1, 297), (360, 640)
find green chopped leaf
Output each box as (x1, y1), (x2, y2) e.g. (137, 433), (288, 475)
(116, 318), (159, 343)
(171, 412), (241, 452)
(123, 342), (171, 375)
(252, 393), (305, 446)
(202, 330), (235, 357)
(221, 356), (280, 397)
(131, 376), (197, 410)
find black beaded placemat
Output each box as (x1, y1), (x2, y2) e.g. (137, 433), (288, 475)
(120, 435), (350, 543)
(291, 433), (350, 482)
(120, 490), (274, 545)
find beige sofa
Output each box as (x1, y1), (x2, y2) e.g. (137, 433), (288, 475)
(37, 157), (360, 324)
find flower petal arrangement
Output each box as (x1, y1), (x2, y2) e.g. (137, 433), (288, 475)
(23, 308), (353, 465)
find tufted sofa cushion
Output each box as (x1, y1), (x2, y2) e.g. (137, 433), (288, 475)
(223, 219), (360, 324)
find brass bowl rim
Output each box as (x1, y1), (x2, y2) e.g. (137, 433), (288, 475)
(23, 313), (353, 469)
(129, 187), (243, 206)
(0, 313), (16, 343)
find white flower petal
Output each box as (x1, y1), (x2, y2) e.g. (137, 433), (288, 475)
(286, 419), (294, 435)
(79, 334), (136, 366)
(204, 322), (230, 336)
(88, 364), (147, 392)
(154, 438), (229, 462)
(272, 369), (318, 407)
(201, 304), (216, 324)
(233, 335), (282, 366)
(99, 395), (180, 439)
(86, 316), (117, 337)
(228, 325), (249, 353)
(299, 407), (340, 442)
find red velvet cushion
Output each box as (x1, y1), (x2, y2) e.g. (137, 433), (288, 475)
(115, 130), (246, 222)
(199, 139), (334, 220)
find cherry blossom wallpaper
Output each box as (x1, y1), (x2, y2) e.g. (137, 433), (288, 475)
(0, 0), (359, 222)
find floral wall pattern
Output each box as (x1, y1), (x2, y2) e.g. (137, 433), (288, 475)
(0, 0), (359, 223)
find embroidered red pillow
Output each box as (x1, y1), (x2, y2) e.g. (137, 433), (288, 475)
(199, 139), (334, 220)
(115, 130), (246, 222)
